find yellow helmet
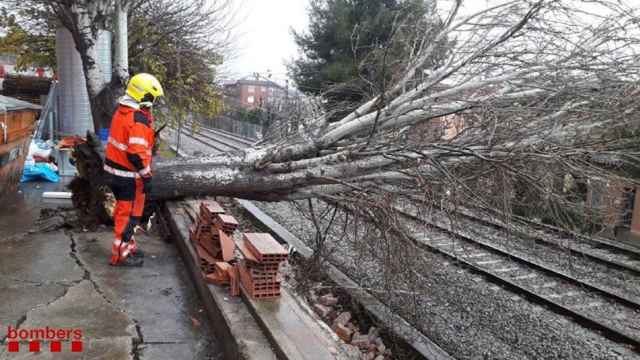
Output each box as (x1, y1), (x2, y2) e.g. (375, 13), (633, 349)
(126, 73), (164, 106)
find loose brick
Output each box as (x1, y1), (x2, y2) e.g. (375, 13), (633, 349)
(219, 229), (235, 262)
(363, 352), (376, 360)
(343, 345), (361, 358)
(205, 271), (228, 285)
(350, 334), (371, 349)
(319, 293), (338, 307)
(333, 312), (352, 330)
(313, 303), (332, 318)
(200, 201), (225, 216)
(334, 322), (353, 343)
(346, 321), (358, 332)
(214, 214), (239, 234)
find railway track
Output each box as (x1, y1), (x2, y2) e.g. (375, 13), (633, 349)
(450, 204), (640, 274)
(197, 124), (256, 147)
(169, 125), (248, 153)
(396, 206), (640, 352)
(400, 201), (640, 299)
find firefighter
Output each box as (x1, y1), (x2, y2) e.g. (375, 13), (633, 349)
(104, 73), (164, 266)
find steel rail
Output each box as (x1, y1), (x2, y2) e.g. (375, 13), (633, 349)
(396, 206), (640, 352)
(444, 205), (640, 275)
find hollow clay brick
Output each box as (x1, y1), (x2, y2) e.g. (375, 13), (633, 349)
(243, 233), (288, 263)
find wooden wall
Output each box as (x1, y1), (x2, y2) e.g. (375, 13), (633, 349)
(0, 109), (38, 197)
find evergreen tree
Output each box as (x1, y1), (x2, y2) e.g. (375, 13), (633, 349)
(289, 0), (437, 121)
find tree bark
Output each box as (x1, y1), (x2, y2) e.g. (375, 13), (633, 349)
(113, 1), (129, 84)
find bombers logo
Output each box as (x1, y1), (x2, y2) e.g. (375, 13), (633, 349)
(4, 325), (83, 353)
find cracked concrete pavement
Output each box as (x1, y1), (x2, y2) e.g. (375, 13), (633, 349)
(0, 213), (221, 359)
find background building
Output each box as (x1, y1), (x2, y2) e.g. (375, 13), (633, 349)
(223, 76), (286, 110)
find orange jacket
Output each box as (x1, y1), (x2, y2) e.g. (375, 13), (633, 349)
(104, 105), (154, 178)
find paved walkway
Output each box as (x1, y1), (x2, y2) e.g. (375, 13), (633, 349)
(0, 182), (220, 359)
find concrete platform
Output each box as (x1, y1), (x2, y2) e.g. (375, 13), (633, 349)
(163, 201), (277, 360)
(0, 206), (220, 359)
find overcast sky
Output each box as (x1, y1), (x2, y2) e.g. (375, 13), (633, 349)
(223, 0), (310, 84)
(221, 0), (621, 84)
(221, 0), (503, 84)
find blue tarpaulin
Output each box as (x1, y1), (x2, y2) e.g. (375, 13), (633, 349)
(20, 163), (60, 183)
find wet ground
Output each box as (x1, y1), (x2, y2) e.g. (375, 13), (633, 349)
(0, 179), (72, 238)
(0, 179), (221, 359)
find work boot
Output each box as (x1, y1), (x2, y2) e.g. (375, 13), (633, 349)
(111, 256), (144, 267)
(110, 240), (143, 266)
(131, 249), (145, 258)
(129, 237), (144, 258)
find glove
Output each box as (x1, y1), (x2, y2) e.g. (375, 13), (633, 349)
(142, 176), (152, 194)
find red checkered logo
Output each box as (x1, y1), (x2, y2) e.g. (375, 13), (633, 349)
(4, 325), (83, 353)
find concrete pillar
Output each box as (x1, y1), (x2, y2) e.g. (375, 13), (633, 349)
(56, 28), (111, 137)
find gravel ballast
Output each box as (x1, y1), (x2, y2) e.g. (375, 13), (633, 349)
(254, 200), (638, 360)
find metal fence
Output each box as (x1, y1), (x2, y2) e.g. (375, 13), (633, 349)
(198, 115), (261, 140)
(34, 81), (58, 141)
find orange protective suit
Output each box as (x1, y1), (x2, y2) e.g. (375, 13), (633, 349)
(103, 104), (155, 265)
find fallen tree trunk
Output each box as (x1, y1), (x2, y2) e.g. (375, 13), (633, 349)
(70, 1), (640, 231)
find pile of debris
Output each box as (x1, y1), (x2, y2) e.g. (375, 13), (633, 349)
(190, 200), (288, 300)
(313, 291), (393, 359)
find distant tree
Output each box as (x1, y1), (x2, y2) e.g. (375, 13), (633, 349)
(0, 10), (55, 70)
(288, 0), (442, 121)
(127, 0), (228, 125)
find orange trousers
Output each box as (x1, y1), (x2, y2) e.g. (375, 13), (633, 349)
(109, 175), (145, 265)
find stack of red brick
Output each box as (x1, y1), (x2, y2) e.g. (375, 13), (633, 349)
(237, 233), (288, 299)
(189, 201), (289, 300)
(190, 201), (238, 286)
